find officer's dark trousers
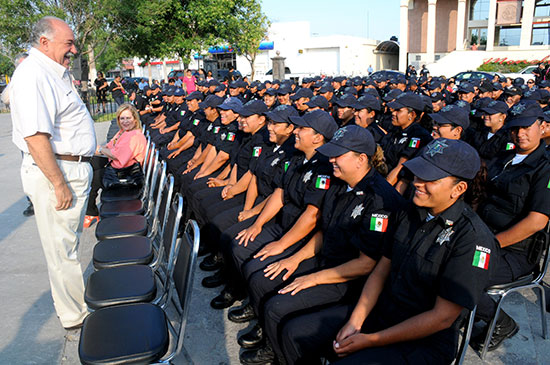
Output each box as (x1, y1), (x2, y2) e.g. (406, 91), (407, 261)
(262, 279), (355, 362)
(192, 186), (245, 227)
(476, 249), (535, 323)
(280, 303), (354, 364)
(86, 156), (109, 216)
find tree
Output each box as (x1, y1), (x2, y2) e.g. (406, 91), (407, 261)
(223, 0), (269, 80)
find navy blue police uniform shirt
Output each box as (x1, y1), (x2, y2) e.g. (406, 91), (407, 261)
(378, 199), (498, 347)
(251, 136), (296, 200)
(464, 127), (514, 162)
(380, 122), (433, 170)
(233, 126), (272, 180)
(273, 151), (333, 230)
(319, 168), (405, 268)
(479, 142), (550, 237)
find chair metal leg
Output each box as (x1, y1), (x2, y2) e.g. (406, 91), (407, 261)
(537, 284), (548, 339)
(456, 306), (476, 365)
(481, 293), (507, 360)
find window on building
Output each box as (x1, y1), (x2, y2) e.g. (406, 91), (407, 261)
(416, 55), (421, 61)
(470, 0), (491, 20)
(495, 26), (522, 46)
(469, 28), (488, 45)
(532, 22), (550, 45)
(535, 0), (550, 17)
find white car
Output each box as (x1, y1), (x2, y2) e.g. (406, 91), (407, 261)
(503, 65), (537, 83)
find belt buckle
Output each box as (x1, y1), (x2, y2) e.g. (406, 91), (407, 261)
(78, 155), (83, 162)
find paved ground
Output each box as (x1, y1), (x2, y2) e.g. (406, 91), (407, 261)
(1, 111), (550, 364)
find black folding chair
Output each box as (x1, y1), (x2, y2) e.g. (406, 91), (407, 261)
(78, 218), (200, 364)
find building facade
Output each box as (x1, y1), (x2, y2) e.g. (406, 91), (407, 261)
(400, 0), (550, 72)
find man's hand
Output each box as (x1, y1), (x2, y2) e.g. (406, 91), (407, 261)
(54, 182), (73, 210)
(278, 273), (320, 296)
(254, 240), (285, 261)
(238, 209), (257, 222)
(235, 223), (262, 247)
(263, 256), (300, 281)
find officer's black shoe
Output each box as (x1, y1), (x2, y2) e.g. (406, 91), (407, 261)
(229, 303), (256, 323)
(202, 269), (225, 288)
(238, 323), (264, 349)
(471, 311), (519, 352)
(210, 286), (245, 310)
(239, 341), (275, 364)
(23, 202), (34, 217)
(200, 252), (224, 271)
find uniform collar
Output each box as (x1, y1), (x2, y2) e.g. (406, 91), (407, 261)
(351, 168), (377, 196)
(502, 141), (547, 168)
(417, 198), (466, 228)
(29, 47), (68, 79)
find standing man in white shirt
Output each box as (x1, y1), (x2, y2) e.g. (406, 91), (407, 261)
(10, 16), (96, 330)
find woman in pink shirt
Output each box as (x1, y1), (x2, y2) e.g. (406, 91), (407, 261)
(182, 69), (197, 94)
(84, 104), (147, 227)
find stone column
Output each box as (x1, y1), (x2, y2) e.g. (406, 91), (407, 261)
(456, 0), (467, 50)
(271, 51), (286, 81)
(426, 0), (438, 63)
(486, 0), (498, 51)
(399, 0), (409, 72)
(520, 0), (536, 48)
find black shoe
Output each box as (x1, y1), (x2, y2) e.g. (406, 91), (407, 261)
(238, 323), (264, 349)
(471, 312), (519, 352)
(229, 303), (256, 323)
(240, 342), (275, 364)
(210, 287), (245, 310)
(200, 253), (224, 271)
(23, 203), (34, 217)
(202, 270), (225, 288)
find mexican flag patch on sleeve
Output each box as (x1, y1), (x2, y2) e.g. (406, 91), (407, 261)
(193, 119), (200, 126)
(315, 175), (331, 190)
(284, 161), (290, 172)
(227, 132), (236, 141)
(252, 146), (262, 157)
(472, 245), (491, 270)
(409, 138), (421, 148)
(370, 214), (388, 232)
(505, 143), (515, 151)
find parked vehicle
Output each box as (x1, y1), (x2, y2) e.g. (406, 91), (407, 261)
(452, 71), (505, 85)
(503, 65), (536, 83)
(167, 69), (199, 82)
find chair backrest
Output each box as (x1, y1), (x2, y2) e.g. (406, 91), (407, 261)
(144, 156), (164, 216)
(148, 173), (174, 249)
(454, 305), (476, 365)
(141, 142), (157, 201)
(532, 227), (550, 284)
(142, 135), (152, 173)
(165, 218), (200, 362)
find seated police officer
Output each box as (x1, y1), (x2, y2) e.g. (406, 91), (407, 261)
(326, 139), (496, 364)
(471, 101), (550, 352)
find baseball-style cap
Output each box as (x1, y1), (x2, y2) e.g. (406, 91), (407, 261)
(479, 80), (494, 93)
(265, 104), (299, 124)
(291, 88), (314, 100)
(165, 86), (176, 96)
(504, 86), (522, 97)
(351, 94), (381, 111)
(382, 89), (403, 102)
(199, 94), (224, 109)
(506, 101), (544, 128)
(458, 83), (475, 94)
(492, 82), (504, 91)
(430, 92), (445, 102)
(403, 138), (481, 181)
(305, 95), (330, 110)
(277, 86), (292, 95)
(480, 100), (509, 115)
(387, 92), (425, 111)
(343, 87), (358, 96)
(218, 97), (243, 112)
(186, 91), (204, 101)
(319, 84), (335, 94)
(333, 76), (346, 83)
(237, 100), (268, 117)
(539, 80), (550, 88)
(317, 125), (376, 157)
(208, 79), (220, 87)
(334, 94), (358, 108)
(429, 105), (470, 129)
(151, 84), (160, 90)
(289, 109), (339, 139)
(214, 85), (226, 93)
(264, 88), (278, 96)
(173, 88), (185, 97)
(522, 89), (542, 102)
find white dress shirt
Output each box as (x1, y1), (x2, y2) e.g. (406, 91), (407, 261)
(10, 47), (96, 156)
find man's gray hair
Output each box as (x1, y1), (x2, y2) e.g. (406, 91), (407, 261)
(30, 16), (63, 46)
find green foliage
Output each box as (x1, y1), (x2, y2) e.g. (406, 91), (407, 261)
(0, 53), (14, 76)
(478, 61), (534, 73)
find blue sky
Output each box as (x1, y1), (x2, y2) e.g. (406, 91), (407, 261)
(260, 0), (401, 42)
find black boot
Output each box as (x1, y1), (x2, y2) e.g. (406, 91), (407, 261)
(240, 340), (275, 364)
(238, 322), (264, 349)
(202, 269), (226, 288)
(210, 285), (245, 309)
(229, 302), (256, 323)
(23, 202), (34, 217)
(200, 252), (224, 271)
(471, 310), (519, 352)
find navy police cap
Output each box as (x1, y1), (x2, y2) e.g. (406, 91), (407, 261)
(289, 109), (339, 139)
(317, 125), (376, 157)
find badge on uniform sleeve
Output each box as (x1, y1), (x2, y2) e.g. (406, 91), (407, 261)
(207, 124), (213, 131)
(193, 119), (200, 126)
(221, 133), (227, 140)
(227, 132), (236, 141)
(351, 204), (364, 219)
(271, 157), (280, 167)
(303, 170), (313, 183)
(409, 138), (421, 148)
(398, 137), (408, 144)
(472, 245), (491, 270)
(506, 143), (515, 151)
(252, 146), (262, 157)
(370, 214), (388, 232)
(436, 227), (454, 245)
(315, 175), (331, 190)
